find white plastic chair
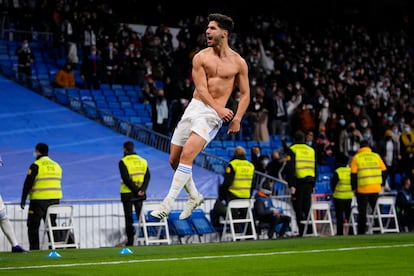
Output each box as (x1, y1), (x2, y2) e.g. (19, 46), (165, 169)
(43, 204), (79, 249)
(367, 196), (399, 234)
(221, 199), (257, 242)
(348, 199), (359, 235)
(135, 202), (171, 245)
(301, 201), (334, 237)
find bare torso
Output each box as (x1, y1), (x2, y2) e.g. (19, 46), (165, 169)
(192, 47), (242, 107)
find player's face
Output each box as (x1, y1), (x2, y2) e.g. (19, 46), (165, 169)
(205, 21), (224, 47)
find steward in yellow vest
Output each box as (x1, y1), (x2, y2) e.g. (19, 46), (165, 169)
(330, 154), (353, 235)
(284, 130), (317, 237)
(20, 143), (62, 250)
(118, 141), (150, 246)
(218, 146), (255, 202)
(212, 146), (255, 224)
(350, 139), (387, 234)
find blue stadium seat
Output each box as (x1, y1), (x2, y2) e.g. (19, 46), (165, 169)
(95, 100), (109, 109)
(234, 140), (247, 148)
(216, 148), (229, 158)
(100, 83), (111, 90)
(222, 140), (235, 148)
(189, 209), (216, 238)
(54, 88), (69, 105)
(84, 105), (99, 120)
(111, 84), (123, 90)
(208, 140), (223, 149)
(129, 116), (142, 124)
(168, 210), (197, 243)
(66, 88), (79, 99)
(106, 95), (118, 103)
(123, 108), (137, 117)
(113, 89), (126, 97)
(247, 140), (259, 149)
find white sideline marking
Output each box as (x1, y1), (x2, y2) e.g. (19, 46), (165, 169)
(1, 243), (413, 271)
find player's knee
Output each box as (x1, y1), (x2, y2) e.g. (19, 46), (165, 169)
(169, 157), (178, 170)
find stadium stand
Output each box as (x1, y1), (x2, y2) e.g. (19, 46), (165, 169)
(0, 75), (223, 201)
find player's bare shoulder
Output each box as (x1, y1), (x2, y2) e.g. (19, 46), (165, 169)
(192, 48), (211, 62)
(230, 49), (248, 69)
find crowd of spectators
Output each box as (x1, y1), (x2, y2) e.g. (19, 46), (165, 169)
(2, 1), (414, 189)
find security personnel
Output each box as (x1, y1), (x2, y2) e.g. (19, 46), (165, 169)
(219, 146), (255, 203)
(330, 154), (354, 235)
(119, 141), (150, 246)
(284, 130), (317, 237)
(20, 143), (62, 250)
(213, 146), (255, 223)
(350, 139), (387, 235)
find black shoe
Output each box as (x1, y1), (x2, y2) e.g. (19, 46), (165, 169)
(12, 245), (29, 253)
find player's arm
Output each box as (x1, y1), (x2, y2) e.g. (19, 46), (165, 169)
(233, 57), (250, 123)
(228, 57), (250, 134)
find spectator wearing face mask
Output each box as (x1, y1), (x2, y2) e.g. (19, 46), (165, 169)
(318, 98), (331, 131)
(361, 128), (377, 152)
(358, 117), (371, 133)
(80, 45), (103, 90)
(15, 39), (34, 83)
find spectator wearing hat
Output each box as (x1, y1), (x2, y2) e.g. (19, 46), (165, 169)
(350, 139), (387, 235)
(20, 143), (63, 250)
(330, 154), (354, 235)
(254, 179), (291, 239)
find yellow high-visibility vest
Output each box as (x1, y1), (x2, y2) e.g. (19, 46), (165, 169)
(290, 144), (315, 179)
(333, 167), (353, 199)
(228, 159), (255, 198)
(354, 151), (383, 187)
(120, 154), (147, 193)
(30, 157), (62, 200)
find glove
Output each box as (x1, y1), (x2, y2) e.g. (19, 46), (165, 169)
(20, 201), (25, 210)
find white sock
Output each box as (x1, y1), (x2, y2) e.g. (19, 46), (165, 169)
(164, 163), (192, 204)
(185, 177), (199, 198)
(0, 217), (18, 247)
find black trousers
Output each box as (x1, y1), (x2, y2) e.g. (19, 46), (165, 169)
(333, 197), (353, 235)
(27, 199), (60, 250)
(356, 192), (378, 235)
(291, 183), (314, 236)
(257, 214), (291, 238)
(122, 199), (143, 246)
